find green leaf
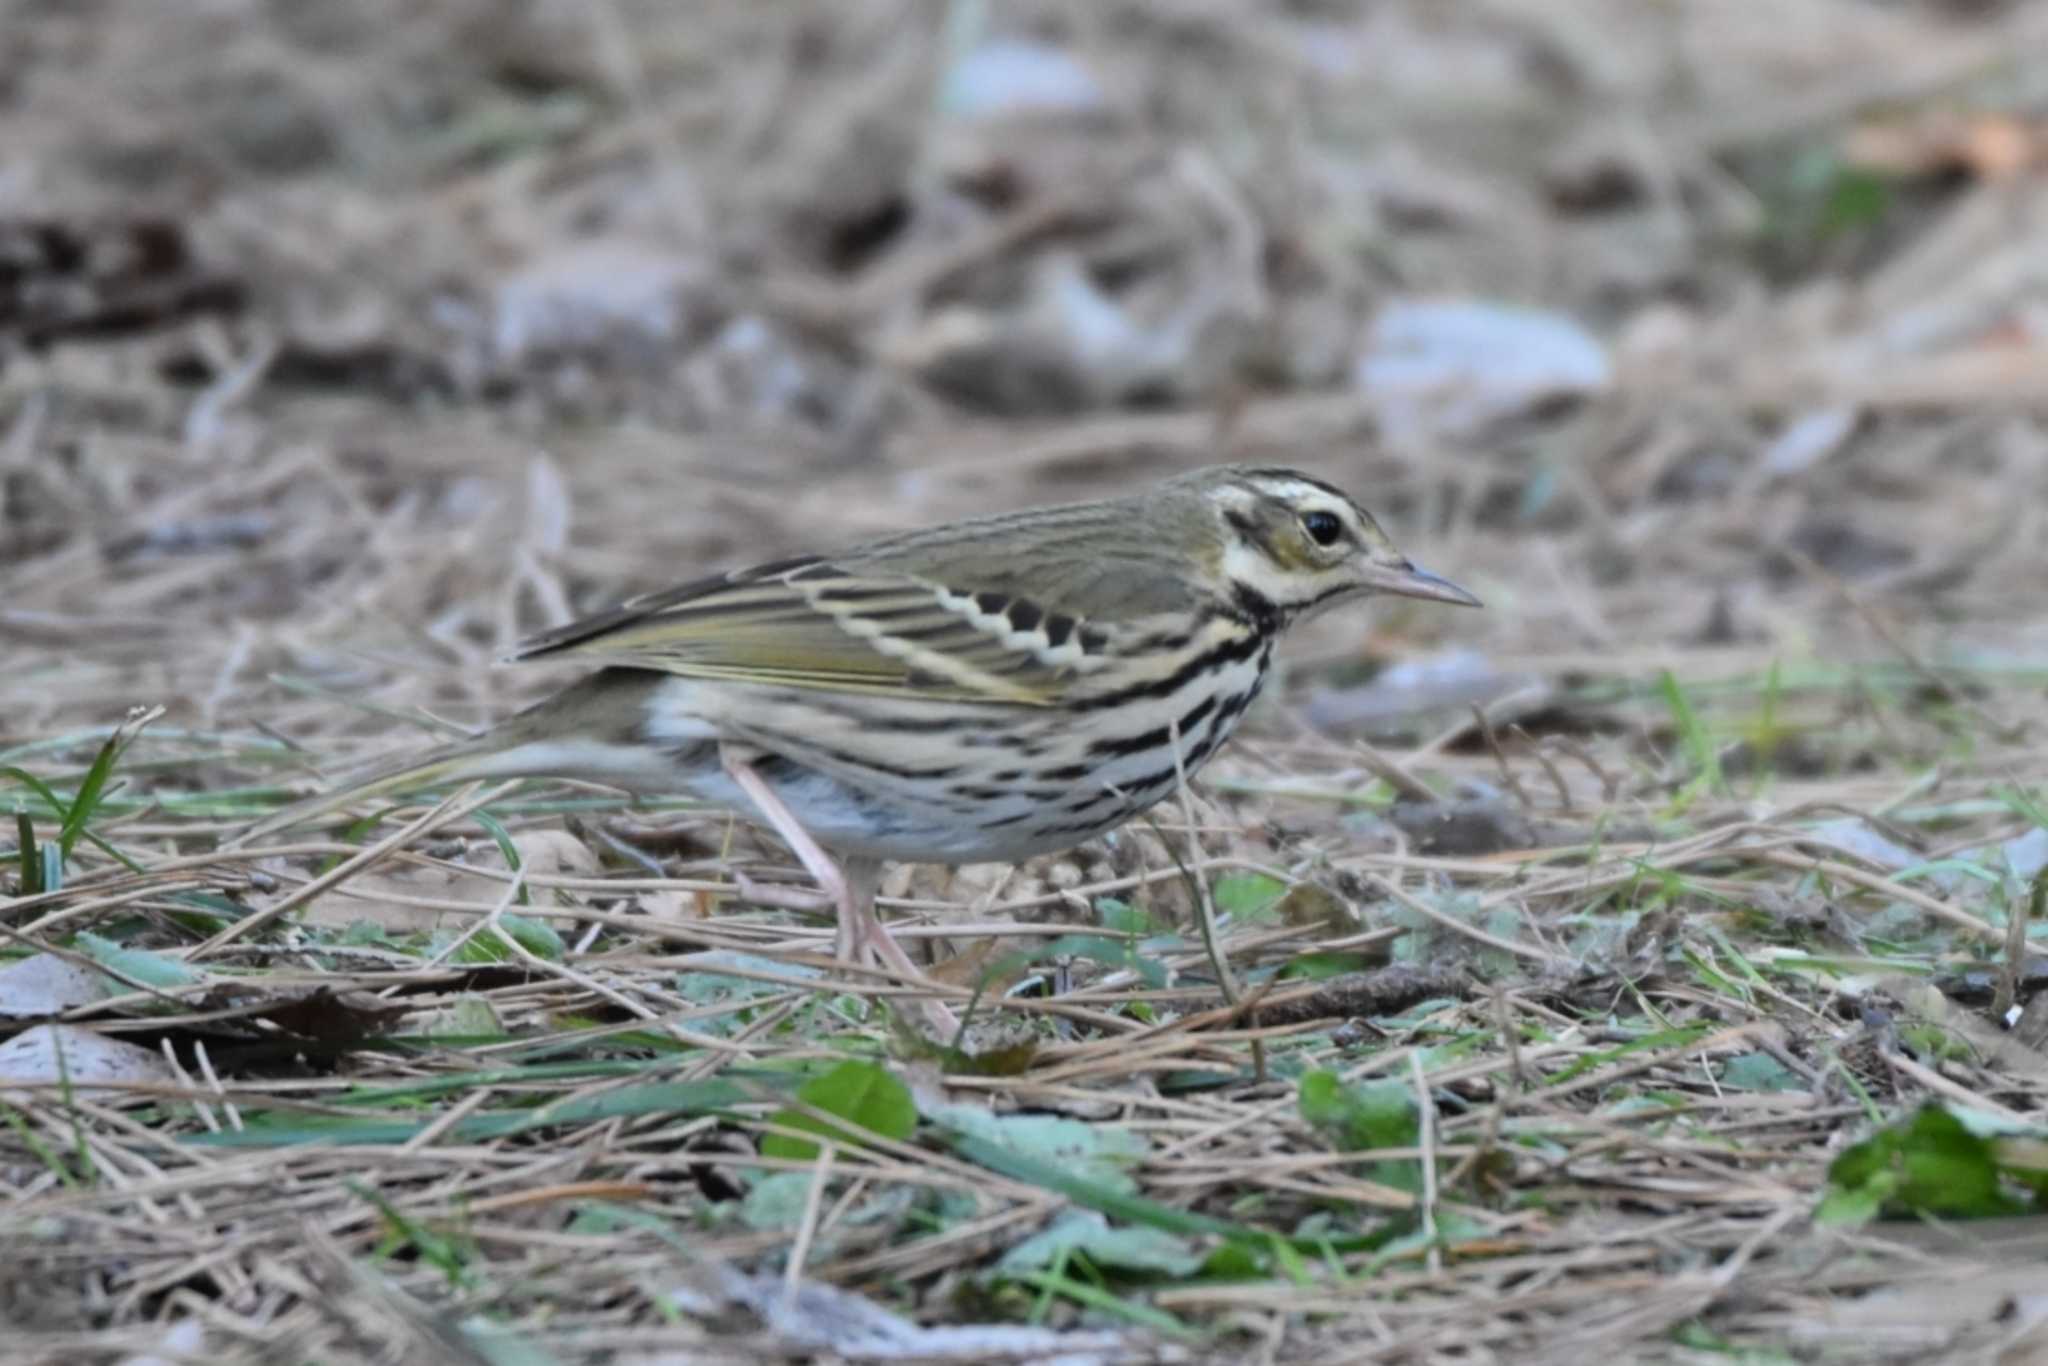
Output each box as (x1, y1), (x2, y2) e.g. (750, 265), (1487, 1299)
(1211, 872), (1286, 920)
(442, 926), (510, 965)
(1009, 1269), (1201, 1340)
(3, 767), (70, 823)
(1200, 1239), (1267, 1278)
(75, 931), (201, 990)
(1543, 1025), (1712, 1086)
(1657, 669), (1723, 800)
(1819, 165), (1891, 235)
(14, 808), (44, 894)
(1718, 1051), (1804, 1093)
(189, 1078), (751, 1148)
(950, 1130), (1242, 1240)
(1364, 1207), (1497, 1273)
(1094, 898), (1159, 935)
(929, 1103), (1149, 1193)
(1298, 1069), (1422, 1193)
(427, 996), (504, 1038)
(353, 1181), (476, 1288)
(1821, 1103), (2028, 1225)
(761, 1059), (915, 1163)
(1276, 951), (1384, 981)
(1, 765), (144, 878)
(1038, 933), (1166, 988)
(944, 1119), (1377, 1261)
(468, 809), (530, 906)
(740, 1171), (818, 1230)
(996, 1210), (1205, 1277)
(497, 913), (564, 962)
(1299, 1070), (1415, 1149)
(59, 726), (132, 860)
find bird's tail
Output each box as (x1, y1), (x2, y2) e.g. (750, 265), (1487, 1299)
(227, 734), (519, 847)
(227, 670), (677, 847)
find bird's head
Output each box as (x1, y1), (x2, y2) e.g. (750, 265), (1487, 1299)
(1175, 465), (1481, 626)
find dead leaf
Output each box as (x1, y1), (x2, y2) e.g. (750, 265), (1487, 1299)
(191, 984), (410, 1042)
(1887, 977), (2048, 1084)
(1388, 797), (1539, 856)
(1273, 882), (1359, 933)
(0, 954), (111, 1018)
(924, 937), (1019, 991)
(295, 828), (600, 934)
(507, 829), (600, 879)
(1806, 1265), (2048, 1349)
(418, 994), (504, 1038)
(0, 1024), (176, 1100)
(660, 1259), (1125, 1360)
(637, 887), (702, 921)
(114, 1317), (207, 1366)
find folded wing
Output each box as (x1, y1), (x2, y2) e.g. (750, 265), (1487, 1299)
(507, 556), (1101, 706)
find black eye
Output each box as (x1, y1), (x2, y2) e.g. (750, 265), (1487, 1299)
(1301, 510), (1344, 547)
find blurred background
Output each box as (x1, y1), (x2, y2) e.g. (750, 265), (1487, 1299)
(4, 0), (2047, 781)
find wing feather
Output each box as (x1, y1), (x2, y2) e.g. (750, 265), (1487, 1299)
(506, 557), (1103, 706)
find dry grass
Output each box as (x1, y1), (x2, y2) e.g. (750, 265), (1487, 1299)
(5, 2), (2048, 1361)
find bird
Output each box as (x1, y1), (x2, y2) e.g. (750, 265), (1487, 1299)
(236, 465), (1479, 1035)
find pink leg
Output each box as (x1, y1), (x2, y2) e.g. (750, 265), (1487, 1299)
(719, 745), (958, 1037)
(837, 853), (882, 964)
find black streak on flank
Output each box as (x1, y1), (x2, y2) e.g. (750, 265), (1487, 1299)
(1177, 693), (1217, 735)
(1211, 688), (1254, 730)
(1112, 757), (1198, 804)
(820, 747), (961, 782)
(1088, 722), (1172, 760)
(1089, 712), (1228, 774)
(1038, 815), (1129, 838)
(1073, 625), (1266, 712)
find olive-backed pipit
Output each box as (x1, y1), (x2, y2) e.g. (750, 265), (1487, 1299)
(240, 466), (1479, 1032)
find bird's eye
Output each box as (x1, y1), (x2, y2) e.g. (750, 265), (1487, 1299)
(1301, 510), (1344, 547)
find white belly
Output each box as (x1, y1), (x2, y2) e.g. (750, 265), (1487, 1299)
(632, 647), (1272, 864)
